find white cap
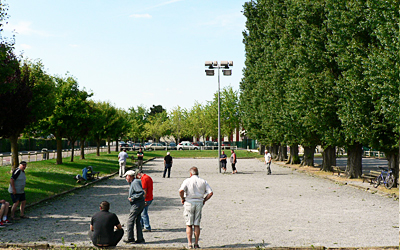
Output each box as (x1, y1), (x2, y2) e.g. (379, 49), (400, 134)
(123, 170), (135, 177)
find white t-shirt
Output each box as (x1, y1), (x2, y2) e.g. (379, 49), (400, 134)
(265, 152), (271, 163)
(179, 175), (212, 202)
(118, 151), (128, 162)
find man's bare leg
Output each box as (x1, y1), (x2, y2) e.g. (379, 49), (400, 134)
(186, 225), (193, 247)
(194, 225), (200, 245)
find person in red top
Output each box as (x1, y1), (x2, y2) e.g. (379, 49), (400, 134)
(136, 170), (153, 232)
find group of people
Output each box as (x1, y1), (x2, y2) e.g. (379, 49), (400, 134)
(89, 166), (213, 249)
(89, 169), (153, 246)
(219, 149), (238, 174)
(118, 148), (145, 177)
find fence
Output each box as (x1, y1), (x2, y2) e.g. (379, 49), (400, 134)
(0, 146), (108, 167)
(363, 150), (385, 158)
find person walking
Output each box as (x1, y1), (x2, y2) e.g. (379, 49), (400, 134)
(9, 161), (29, 220)
(123, 170), (146, 244)
(137, 148), (144, 171)
(89, 201), (124, 247)
(136, 171), (153, 232)
(118, 149), (128, 177)
(264, 149), (272, 175)
(163, 152), (173, 178)
(220, 151), (227, 172)
(179, 167), (213, 249)
(230, 150), (238, 174)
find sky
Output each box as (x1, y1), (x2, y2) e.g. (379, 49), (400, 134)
(2, 0), (247, 112)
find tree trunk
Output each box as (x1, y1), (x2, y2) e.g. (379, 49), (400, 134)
(301, 145), (315, 167)
(321, 145), (336, 172)
(56, 136), (63, 165)
(9, 134), (19, 171)
(271, 144), (279, 159)
(260, 145), (265, 155)
(386, 151), (399, 188)
(70, 141), (75, 162)
(107, 137), (111, 154)
(347, 142), (362, 178)
(286, 145), (300, 164)
(80, 139), (85, 160)
(96, 139), (101, 156)
(277, 144), (286, 161)
(115, 139), (119, 152)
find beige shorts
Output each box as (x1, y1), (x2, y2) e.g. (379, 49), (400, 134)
(183, 201), (203, 226)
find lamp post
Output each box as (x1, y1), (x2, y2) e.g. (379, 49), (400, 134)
(205, 61), (233, 173)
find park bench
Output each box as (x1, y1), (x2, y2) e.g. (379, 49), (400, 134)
(332, 166), (345, 176)
(86, 166), (100, 180)
(361, 170), (380, 184)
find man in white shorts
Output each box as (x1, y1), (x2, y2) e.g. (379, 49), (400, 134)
(179, 167), (213, 249)
(118, 149), (128, 177)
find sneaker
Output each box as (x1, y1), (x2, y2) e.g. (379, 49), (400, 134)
(123, 239), (136, 244)
(135, 239), (145, 244)
(0, 221), (5, 228)
(194, 244), (200, 249)
(143, 228), (151, 232)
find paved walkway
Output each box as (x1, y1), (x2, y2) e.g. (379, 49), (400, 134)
(0, 158), (398, 248)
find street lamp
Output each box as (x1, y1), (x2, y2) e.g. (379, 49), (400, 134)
(205, 60), (233, 173)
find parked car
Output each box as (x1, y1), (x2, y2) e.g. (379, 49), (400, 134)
(177, 142), (199, 150)
(193, 142), (204, 146)
(204, 141), (217, 150)
(221, 142), (231, 149)
(168, 142), (177, 150)
(144, 143), (165, 151)
(134, 143), (142, 150)
(119, 143), (130, 151)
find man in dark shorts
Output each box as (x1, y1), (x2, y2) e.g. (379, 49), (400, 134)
(163, 152), (173, 178)
(89, 201), (124, 247)
(220, 151), (227, 172)
(137, 148), (144, 171)
(8, 161), (28, 220)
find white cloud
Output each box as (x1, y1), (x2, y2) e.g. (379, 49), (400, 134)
(129, 13), (152, 19)
(4, 21), (51, 37)
(69, 44), (79, 48)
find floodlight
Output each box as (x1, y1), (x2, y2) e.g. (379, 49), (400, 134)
(222, 69), (232, 76)
(229, 61), (233, 66)
(205, 61), (213, 67)
(205, 69), (215, 76)
(220, 61), (229, 67)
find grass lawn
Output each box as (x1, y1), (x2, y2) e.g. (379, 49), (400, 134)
(0, 149), (261, 205)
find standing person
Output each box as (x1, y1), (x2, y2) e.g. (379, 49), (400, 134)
(230, 150), (238, 174)
(136, 171), (153, 232)
(118, 149), (128, 177)
(137, 148), (144, 171)
(0, 199), (12, 227)
(89, 201), (124, 247)
(220, 151), (227, 172)
(123, 170), (146, 244)
(179, 167), (213, 249)
(8, 161), (28, 220)
(163, 152), (173, 178)
(264, 149), (272, 175)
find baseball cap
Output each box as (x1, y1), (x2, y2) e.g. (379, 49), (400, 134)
(123, 170), (135, 177)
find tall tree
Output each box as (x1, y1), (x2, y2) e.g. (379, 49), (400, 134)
(41, 74), (91, 164)
(168, 106), (187, 143)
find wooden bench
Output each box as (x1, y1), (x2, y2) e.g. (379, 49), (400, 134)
(361, 170), (381, 184)
(86, 166), (100, 180)
(332, 166), (345, 176)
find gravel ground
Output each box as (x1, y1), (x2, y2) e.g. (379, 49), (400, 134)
(0, 158), (398, 248)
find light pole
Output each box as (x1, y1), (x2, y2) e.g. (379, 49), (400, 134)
(205, 61), (233, 173)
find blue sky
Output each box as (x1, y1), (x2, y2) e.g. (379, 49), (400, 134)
(3, 0), (247, 112)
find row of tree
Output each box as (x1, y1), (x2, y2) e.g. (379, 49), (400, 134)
(0, 46), (241, 169)
(240, 0), (399, 183)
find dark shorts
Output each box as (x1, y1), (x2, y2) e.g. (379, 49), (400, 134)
(11, 193), (26, 203)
